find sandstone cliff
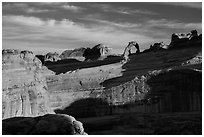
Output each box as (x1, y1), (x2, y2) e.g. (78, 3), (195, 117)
(2, 49), (54, 119)
(3, 42), (202, 119)
(2, 30), (202, 135)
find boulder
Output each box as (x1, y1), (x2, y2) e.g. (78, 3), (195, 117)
(2, 114), (87, 135)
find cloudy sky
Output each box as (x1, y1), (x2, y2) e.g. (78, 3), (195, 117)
(2, 2), (202, 55)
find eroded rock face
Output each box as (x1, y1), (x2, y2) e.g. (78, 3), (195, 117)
(2, 114), (87, 135)
(2, 49), (53, 119)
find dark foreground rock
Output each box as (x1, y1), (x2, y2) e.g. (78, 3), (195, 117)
(2, 114), (88, 135)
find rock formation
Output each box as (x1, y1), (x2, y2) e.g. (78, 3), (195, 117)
(122, 41), (140, 63)
(168, 30), (202, 49)
(2, 114), (87, 135)
(44, 43), (201, 117)
(46, 62), (123, 113)
(83, 44), (111, 61)
(45, 52), (60, 62)
(2, 29), (202, 135)
(143, 42), (166, 53)
(60, 47), (86, 60)
(36, 55), (45, 65)
(2, 49), (53, 119)
(59, 44), (111, 61)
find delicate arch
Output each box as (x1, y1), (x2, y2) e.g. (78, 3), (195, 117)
(122, 41), (140, 60)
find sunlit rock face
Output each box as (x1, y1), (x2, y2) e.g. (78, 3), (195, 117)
(59, 47), (86, 61)
(59, 44), (111, 61)
(2, 49), (53, 119)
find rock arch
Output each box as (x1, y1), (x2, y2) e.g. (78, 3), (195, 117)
(122, 41), (140, 62)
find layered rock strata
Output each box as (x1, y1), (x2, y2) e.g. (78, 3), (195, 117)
(2, 49), (53, 119)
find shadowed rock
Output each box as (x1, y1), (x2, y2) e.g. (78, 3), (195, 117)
(143, 42), (166, 53)
(45, 52), (60, 62)
(168, 30), (202, 49)
(2, 114), (87, 135)
(36, 55), (45, 64)
(55, 98), (111, 118)
(83, 44), (111, 61)
(122, 41), (140, 63)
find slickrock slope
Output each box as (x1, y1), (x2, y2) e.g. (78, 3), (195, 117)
(2, 49), (54, 119)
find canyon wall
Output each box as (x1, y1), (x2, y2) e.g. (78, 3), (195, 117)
(46, 47), (202, 117)
(2, 50), (54, 119)
(2, 46), (202, 119)
(46, 63), (123, 111)
(47, 66), (202, 118)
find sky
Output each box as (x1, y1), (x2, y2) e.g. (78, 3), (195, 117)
(2, 2), (202, 55)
